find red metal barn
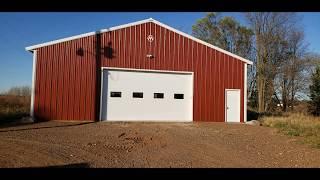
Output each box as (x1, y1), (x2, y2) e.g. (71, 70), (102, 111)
(26, 18), (252, 123)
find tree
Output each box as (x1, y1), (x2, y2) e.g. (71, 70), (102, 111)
(192, 12), (254, 59)
(192, 13), (256, 108)
(309, 65), (320, 116)
(274, 27), (310, 112)
(192, 13), (222, 48)
(246, 12), (300, 112)
(193, 12), (312, 113)
(192, 12), (256, 106)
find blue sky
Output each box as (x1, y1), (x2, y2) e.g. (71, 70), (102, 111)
(0, 12), (319, 92)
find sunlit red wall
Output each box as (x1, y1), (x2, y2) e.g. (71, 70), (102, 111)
(33, 22), (245, 122)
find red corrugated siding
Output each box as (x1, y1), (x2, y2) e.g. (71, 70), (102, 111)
(34, 22), (245, 122)
(34, 37), (97, 121)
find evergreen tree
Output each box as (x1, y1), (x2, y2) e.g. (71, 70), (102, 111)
(309, 65), (320, 116)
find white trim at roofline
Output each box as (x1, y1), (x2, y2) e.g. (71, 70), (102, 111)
(25, 18), (253, 65)
(25, 31), (96, 51)
(150, 19), (252, 65)
(25, 18), (152, 51)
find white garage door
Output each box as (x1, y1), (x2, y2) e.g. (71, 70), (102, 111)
(100, 68), (193, 122)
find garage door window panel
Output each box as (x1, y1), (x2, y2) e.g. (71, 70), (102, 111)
(154, 93), (164, 99)
(133, 92), (143, 98)
(174, 94), (184, 99)
(110, 92), (122, 97)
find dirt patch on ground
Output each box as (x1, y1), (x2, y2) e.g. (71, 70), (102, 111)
(0, 121), (320, 168)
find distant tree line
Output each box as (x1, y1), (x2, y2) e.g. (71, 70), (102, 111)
(1, 86), (31, 96)
(192, 12), (320, 115)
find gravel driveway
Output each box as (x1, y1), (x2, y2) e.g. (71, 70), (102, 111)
(0, 121), (320, 168)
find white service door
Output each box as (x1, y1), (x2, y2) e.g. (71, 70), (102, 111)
(100, 69), (193, 122)
(226, 90), (241, 122)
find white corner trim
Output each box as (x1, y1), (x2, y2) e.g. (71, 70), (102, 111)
(30, 50), (37, 118)
(244, 64), (248, 122)
(25, 18), (253, 65)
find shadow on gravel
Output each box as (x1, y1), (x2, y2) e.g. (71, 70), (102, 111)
(0, 118), (34, 129)
(0, 122), (94, 133)
(25, 163), (91, 168)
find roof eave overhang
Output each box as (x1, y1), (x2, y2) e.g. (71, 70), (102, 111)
(25, 18), (253, 65)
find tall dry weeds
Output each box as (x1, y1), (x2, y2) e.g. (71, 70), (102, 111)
(0, 95), (30, 122)
(261, 113), (320, 148)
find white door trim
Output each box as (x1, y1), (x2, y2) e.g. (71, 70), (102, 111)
(225, 89), (241, 123)
(101, 67), (193, 75)
(99, 67), (194, 121)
